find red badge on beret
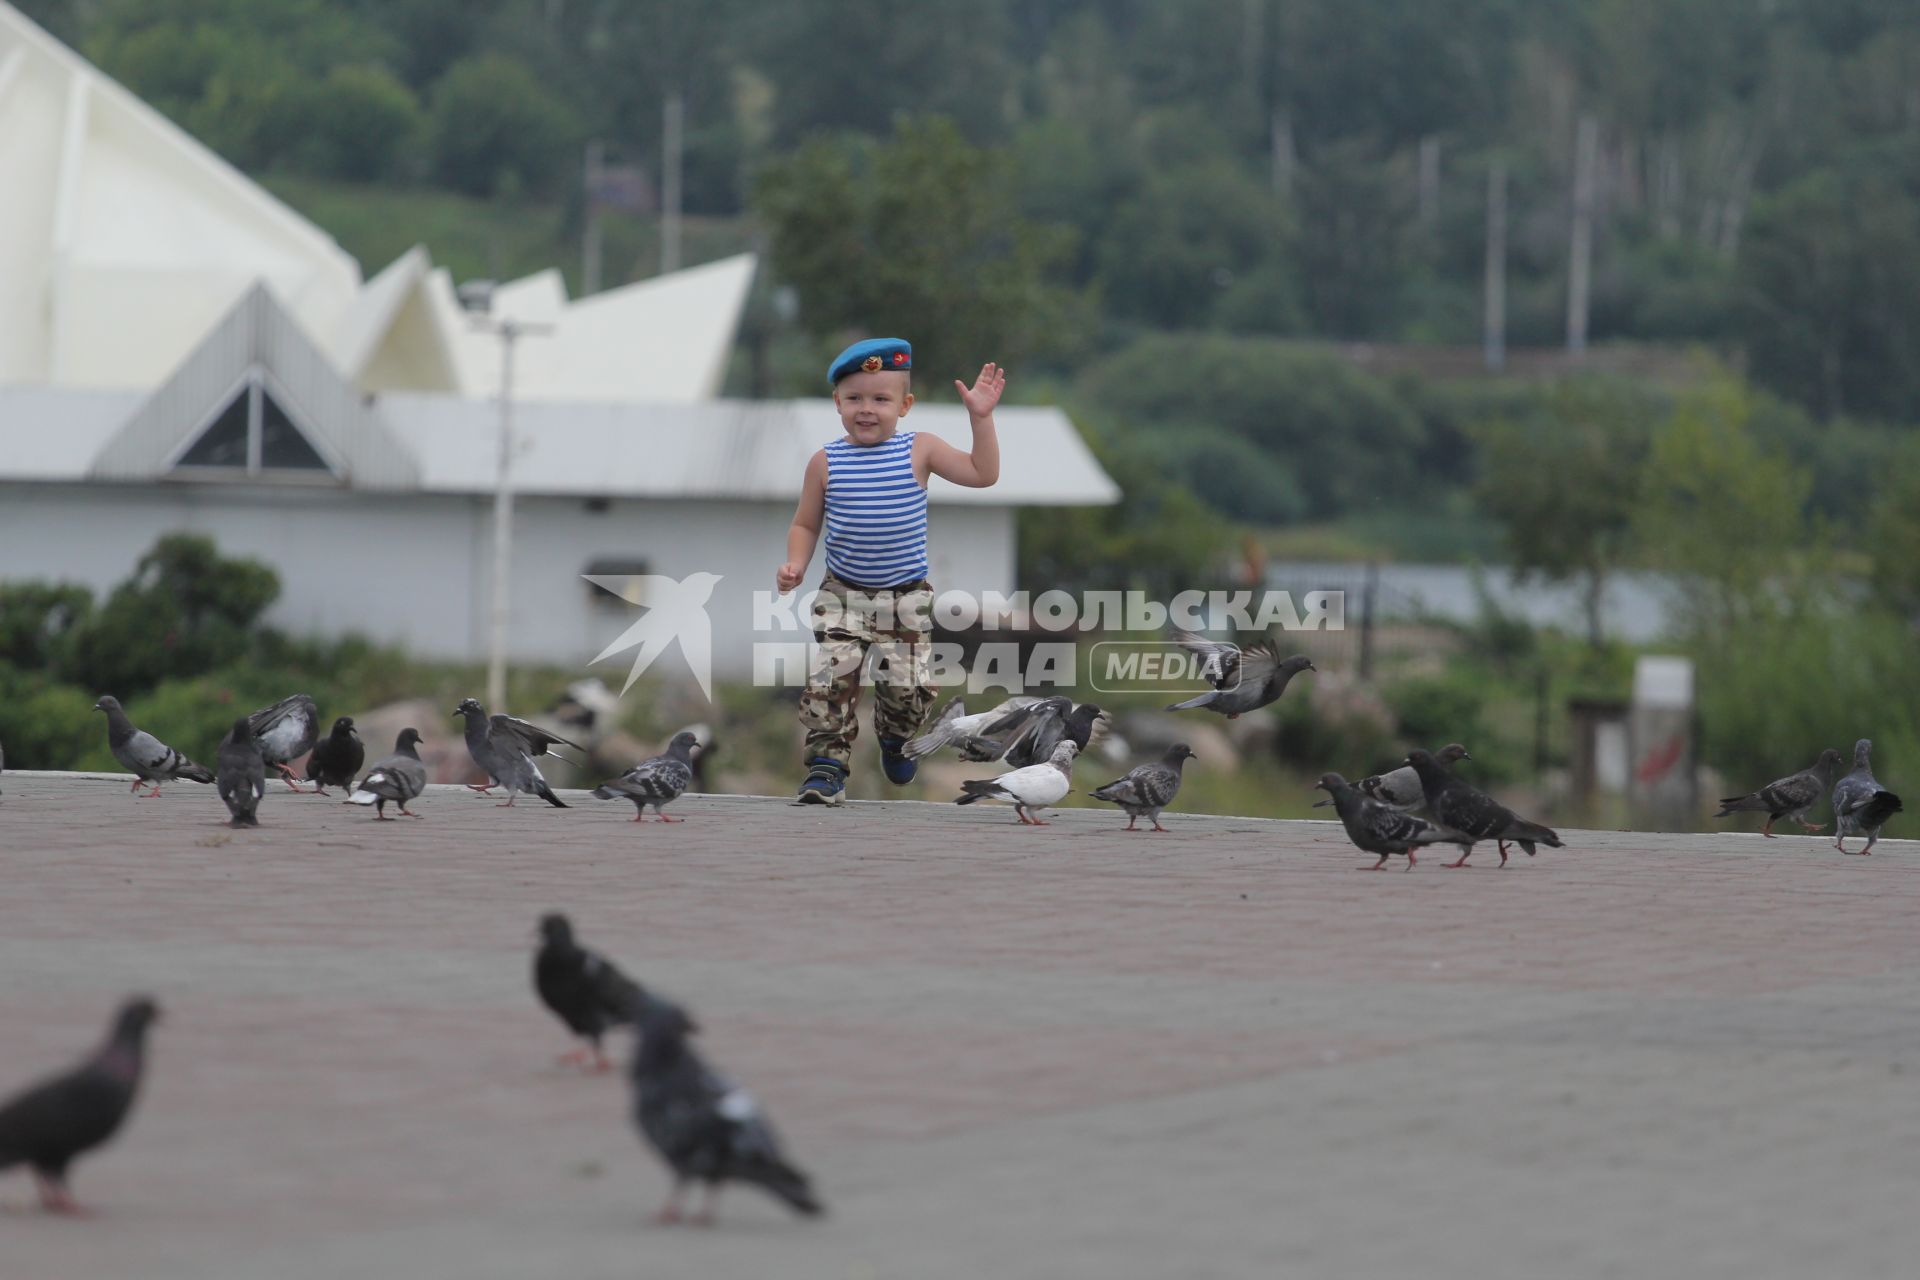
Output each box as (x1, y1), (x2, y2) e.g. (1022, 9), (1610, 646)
(861, 355), (883, 373)
(893, 352), (908, 365)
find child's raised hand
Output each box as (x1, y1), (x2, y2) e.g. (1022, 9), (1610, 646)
(776, 562), (804, 594)
(956, 362), (1006, 417)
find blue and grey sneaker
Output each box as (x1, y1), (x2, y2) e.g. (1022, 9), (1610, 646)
(878, 735), (918, 785)
(795, 756), (847, 805)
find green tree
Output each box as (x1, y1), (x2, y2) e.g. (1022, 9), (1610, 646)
(428, 53), (582, 198)
(293, 65), (426, 182)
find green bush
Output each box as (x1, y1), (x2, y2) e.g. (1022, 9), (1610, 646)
(429, 53), (581, 198)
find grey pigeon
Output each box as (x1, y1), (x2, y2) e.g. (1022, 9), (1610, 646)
(1089, 742), (1195, 831)
(93, 696), (214, 796)
(1832, 738), (1902, 854)
(955, 741), (1078, 825)
(305, 717), (364, 796)
(1314, 772), (1475, 870)
(1713, 748), (1842, 837)
(1405, 748), (1563, 868)
(534, 913), (644, 1072)
(481, 714), (568, 808)
(346, 728), (428, 819)
(1356, 743), (1472, 812)
(904, 695), (1045, 761)
(453, 698), (581, 795)
(629, 992), (824, 1224)
(593, 731), (698, 822)
(215, 715), (266, 828)
(978, 697), (1111, 768)
(1163, 633), (1315, 718)
(245, 693), (319, 792)
(0, 996), (160, 1214)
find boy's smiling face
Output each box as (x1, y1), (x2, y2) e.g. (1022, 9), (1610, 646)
(833, 370), (913, 445)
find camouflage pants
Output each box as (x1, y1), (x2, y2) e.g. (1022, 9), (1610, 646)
(798, 574), (937, 768)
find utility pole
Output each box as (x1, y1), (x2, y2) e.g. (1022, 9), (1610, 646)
(661, 89), (684, 274)
(1484, 158), (1508, 373)
(582, 139), (604, 296)
(1567, 112), (1598, 357)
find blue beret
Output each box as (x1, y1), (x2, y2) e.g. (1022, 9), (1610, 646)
(828, 337), (912, 386)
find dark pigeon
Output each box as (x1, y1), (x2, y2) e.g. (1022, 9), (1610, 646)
(346, 728), (428, 820)
(453, 698), (581, 796)
(1163, 633), (1314, 718)
(904, 695), (1046, 761)
(1832, 737), (1902, 855)
(977, 697), (1111, 769)
(1089, 743), (1195, 831)
(1357, 743), (1472, 812)
(215, 716), (266, 828)
(534, 913), (644, 1072)
(629, 992), (824, 1224)
(593, 731), (698, 822)
(305, 717), (365, 796)
(1406, 748), (1563, 868)
(1714, 748), (1842, 837)
(93, 696), (213, 796)
(245, 693), (319, 792)
(1314, 771), (1474, 870)
(483, 714), (568, 808)
(0, 996), (160, 1214)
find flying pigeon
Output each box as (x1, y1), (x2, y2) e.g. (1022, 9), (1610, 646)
(629, 992), (823, 1224)
(955, 741), (1078, 825)
(1713, 748), (1842, 837)
(304, 716), (365, 796)
(1405, 748), (1563, 868)
(0, 996), (160, 1214)
(245, 693), (319, 792)
(92, 696), (214, 796)
(1089, 743), (1195, 831)
(1356, 743), (1472, 812)
(592, 731), (698, 822)
(534, 913), (645, 1072)
(453, 698), (581, 795)
(903, 695), (1045, 761)
(1832, 738), (1903, 854)
(1163, 633), (1314, 718)
(478, 714), (568, 808)
(977, 697), (1112, 768)
(215, 716), (266, 828)
(346, 728), (428, 819)
(1314, 771), (1475, 870)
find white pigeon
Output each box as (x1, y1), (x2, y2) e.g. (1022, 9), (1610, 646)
(954, 741), (1078, 825)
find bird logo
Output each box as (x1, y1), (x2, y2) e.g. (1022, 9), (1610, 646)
(585, 572), (722, 701)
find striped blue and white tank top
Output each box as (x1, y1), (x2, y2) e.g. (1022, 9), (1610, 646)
(822, 431), (929, 587)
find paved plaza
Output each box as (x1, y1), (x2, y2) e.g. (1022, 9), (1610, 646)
(2, 769), (1918, 1279)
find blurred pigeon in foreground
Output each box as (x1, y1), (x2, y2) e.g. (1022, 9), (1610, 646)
(347, 728), (428, 819)
(304, 717), (365, 796)
(0, 997), (160, 1214)
(215, 716), (266, 828)
(1357, 743), (1471, 812)
(480, 714), (568, 808)
(1713, 748), (1842, 837)
(453, 698), (582, 795)
(629, 992), (823, 1224)
(1832, 738), (1902, 855)
(1315, 772), (1474, 870)
(1163, 633), (1314, 718)
(955, 741), (1078, 825)
(593, 731), (698, 822)
(1406, 748), (1562, 868)
(246, 693), (319, 792)
(979, 697), (1111, 768)
(904, 695), (1044, 761)
(534, 913), (644, 1072)
(1089, 743), (1195, 831)
(93, 696), (213, 796)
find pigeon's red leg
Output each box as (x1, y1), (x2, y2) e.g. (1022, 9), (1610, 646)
(631, 812), (647, 823)
(496, 794), (517, 807)
(1029, 816), (1051, 826)
(1151, 818), (1169, 832)
(591, 1047), (614, 1073)
(35, 1173), (82, 1215)
(467, 782), (495, 793)
(1362, 856), (1387, 870)
(558, 1046), (593, 1067)
(1124, 815), (1138, 831)
(1798, 817), (1823, 831)
(1497, 841), (1509, 867)
(1443, 851), (1473, 868)
(276, 764), (312, 793)
(1405, 850), (1417, 870)
(1761, 816), (1776, 838)
(128, 778), (142, 795)
(657, 813), (684, 823)
(653, 1182), (688, 1225)
(688, 1183), (720, 1226)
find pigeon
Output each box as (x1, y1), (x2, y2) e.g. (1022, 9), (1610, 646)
(903, 695), (1045, 761)
(629, 992), (824, 1224)
(1314, 772), (1475, 870)
(305, 716), (365, 796)
(1163, 633), (1315, 718)
(453, 698), (582, 795)
(92, 696), (214, 796)
(346, 728), (428, 819)
(976, 696), (1112, 768)
(534, 913), (645, 1072)
(245, 693), (319, 792)
(955, 741), (1078, 825)
(0, 996), (160, 1214)
(1832, 738), (1902, 855)
(1356, 743), (1472, 812)
(1712, 748), (1842, 837)
(480, 714), (568, 808)
(592, 731), (698, 822)
(1089, 743), (1196, 831)
(215, 715), (266, 828)
(1405, 747), (1563, 868)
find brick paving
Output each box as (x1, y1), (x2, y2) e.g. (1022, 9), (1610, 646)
(2, 770), (1919, 1279)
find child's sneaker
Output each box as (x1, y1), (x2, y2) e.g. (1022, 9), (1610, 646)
(794, 757), (847, 805)
(878, 736), (918, 785)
